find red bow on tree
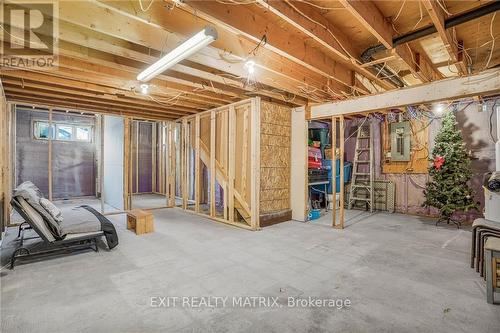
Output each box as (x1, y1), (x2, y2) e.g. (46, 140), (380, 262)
(433, 155), (445, 170)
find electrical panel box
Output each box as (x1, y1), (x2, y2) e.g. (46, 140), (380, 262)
(390, 122), (411, 161)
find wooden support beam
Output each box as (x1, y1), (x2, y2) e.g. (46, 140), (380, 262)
(6, 95), (170, 121)
(338, 0), (393, 49)
(421, 0), (468, 75)
(311, 68), (500, 117)
(2, 83), (191, 118)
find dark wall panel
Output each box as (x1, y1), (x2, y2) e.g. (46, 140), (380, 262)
(15, 110), (50, 196)
(15, 109), (96, 199)
(137, 121), (153, 193)
(52, 113), (96, 199)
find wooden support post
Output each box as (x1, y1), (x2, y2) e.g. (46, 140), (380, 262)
(195, 115), (200, 213)
(48, 107), (53, 201)
(221, 111), (228, 220)
(228, 106), (236, 223)
(338, 115), (345, 229)
(210, 110), (216, 217)
(182, 119), (188, 210)
(241, 110), (249, 204)
(331, 116), (337, 228)
(250, 97), (261, 230)
(305, 104), (311, 120)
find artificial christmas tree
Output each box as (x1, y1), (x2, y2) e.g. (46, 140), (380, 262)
(423, 110), (478, 228)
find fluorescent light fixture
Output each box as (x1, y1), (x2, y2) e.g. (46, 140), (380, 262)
(137, 26), (218, 82)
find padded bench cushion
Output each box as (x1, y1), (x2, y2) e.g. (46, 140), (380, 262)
(13, 182), (62, 238)
(485, 237), (500, 251)
(60, 206), (101, 235)
(472, 218), (500, 230)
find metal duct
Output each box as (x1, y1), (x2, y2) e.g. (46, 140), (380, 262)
(361, 2), (500, 86)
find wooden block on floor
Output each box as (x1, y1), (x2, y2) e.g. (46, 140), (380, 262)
(127, 209), (154, 235)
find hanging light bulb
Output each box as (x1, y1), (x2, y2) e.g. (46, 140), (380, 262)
(433, 103), (445, 115)
(244, 60), (256, 86)
(245, 60), (255, 75)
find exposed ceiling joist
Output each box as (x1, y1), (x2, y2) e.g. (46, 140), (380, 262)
(57, 0), (326, 102)
(182, 0), (360, 96)
(338, 0), (443, 83)
(421, 0), (468, 75)
(254, 0), (395, 91)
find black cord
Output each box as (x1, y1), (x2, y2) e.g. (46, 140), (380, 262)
(489, 100), (498, 143)
(250, 35), (267, 56)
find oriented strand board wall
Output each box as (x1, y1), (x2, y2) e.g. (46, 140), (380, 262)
(260, 102), (291, 213)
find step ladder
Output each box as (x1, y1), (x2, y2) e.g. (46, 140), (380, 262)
(348, 123), (374, 212)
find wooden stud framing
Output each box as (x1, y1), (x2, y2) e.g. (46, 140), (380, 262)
(228, 106), (236, 223)
(331, 116), (337, 228)
(182, 119), (188, 210)
(221, 110), (228, 221)
(338, 115), (345, 229)
(195, 115), (200, 213)
(250, 97), (261, 230)
(167, 122), (176, 207)
(210, 110), (216, 217)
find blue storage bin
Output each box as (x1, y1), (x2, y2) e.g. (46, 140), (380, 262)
(320, 159), (352, 193)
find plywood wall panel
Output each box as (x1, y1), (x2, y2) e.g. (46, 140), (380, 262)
(259, 102), (291, 214)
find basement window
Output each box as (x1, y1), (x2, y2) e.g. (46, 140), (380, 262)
(33, 121), (93, 143)
(33, 121), (52, 139)
(56, 124), (73, 140)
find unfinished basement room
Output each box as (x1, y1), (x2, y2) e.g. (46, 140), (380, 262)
(1, 0), (500, 332)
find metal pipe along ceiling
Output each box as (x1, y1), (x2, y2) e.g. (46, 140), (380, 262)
(361, 2), (500, 87)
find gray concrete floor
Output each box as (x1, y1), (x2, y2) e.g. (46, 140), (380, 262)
(1, 208), (499, 332)
(132, 193), (168, 210)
